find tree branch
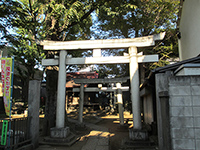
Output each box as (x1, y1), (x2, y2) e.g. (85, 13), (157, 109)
(68, 2), (99, 28)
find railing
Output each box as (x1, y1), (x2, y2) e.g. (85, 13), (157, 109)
(0, 117), (32, 150)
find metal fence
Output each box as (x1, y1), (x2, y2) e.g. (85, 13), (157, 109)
(0, 117), (32, 150)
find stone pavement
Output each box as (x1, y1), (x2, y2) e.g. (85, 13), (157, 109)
(36, 121), (111, 150)
(81, 130), (110, 150)
(78, 122), (111, 150)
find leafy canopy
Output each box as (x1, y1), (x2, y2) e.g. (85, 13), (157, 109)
(1, 0), (180, 79)
(92, 0), (180, 77)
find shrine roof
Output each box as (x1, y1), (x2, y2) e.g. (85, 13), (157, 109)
(67, 71), (98, 79)
(66, 71), (98, 88)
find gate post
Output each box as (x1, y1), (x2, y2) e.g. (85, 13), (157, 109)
(56, 50), (67, 128)
(129, 46), (141, 129)
(28, 80), (41, 149)
(116, 83), (124, 125)
(79, 84), (84, 124)
(158, 91), (171, 150)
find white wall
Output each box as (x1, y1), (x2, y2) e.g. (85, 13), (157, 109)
(179, 0), (200, 60)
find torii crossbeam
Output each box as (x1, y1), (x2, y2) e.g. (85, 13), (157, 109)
(41, 32), (165, 132)
(72, 77), (130, 125)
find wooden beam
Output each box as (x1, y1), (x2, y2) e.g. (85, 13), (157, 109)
(41, 32), (165, 50)
(72, 87), (129, 92)
(42, 54), (158, 66)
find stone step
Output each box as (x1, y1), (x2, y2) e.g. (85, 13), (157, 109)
(39, 132), (80, 146)
(120, 146), (157, 150)
(125, 140), (152, 147)
(15, 143), (34, 150)
(134, 148), (157, 150)
(120, 139), (157, 150)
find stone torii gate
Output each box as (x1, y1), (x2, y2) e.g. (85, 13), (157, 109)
(73, 77), (130, 125)
(41, 33), (165, 135)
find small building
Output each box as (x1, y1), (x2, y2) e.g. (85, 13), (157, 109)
(153, 56), (200, 150)
(66, 71), (99, 106)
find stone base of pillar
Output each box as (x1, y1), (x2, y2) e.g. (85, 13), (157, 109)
(42, 129), (79, 146)
(50, 127), (70, 138)
(129, 128), (148, 141)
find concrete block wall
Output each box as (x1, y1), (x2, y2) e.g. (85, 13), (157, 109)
(168, 76), (200, 150)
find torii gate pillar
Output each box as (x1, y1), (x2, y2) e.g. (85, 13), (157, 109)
(78, 84), (84, 124)
(129, 46), (141, 129)
(56, 50), (67, 128)
(41, 32), (165, 132)
(116, 82), (124, 125)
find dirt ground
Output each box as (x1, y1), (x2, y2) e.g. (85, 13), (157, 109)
(38, 108), (133, 150)
(69, 109), (132, 150)
(98, 117), (130, 150)
(8, 107), (150, 150)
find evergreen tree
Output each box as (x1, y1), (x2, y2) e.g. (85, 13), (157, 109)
(94, 0), (180, 77)
(0, 0), (22, 47)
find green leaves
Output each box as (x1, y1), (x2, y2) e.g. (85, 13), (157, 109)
(91, 0), (180, 77)
(1, 0), (45, 82)
(2, 0), (180, 81)
(40, 0), (94, 41)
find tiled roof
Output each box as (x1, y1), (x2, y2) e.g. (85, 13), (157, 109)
(152, 56), (200, 73)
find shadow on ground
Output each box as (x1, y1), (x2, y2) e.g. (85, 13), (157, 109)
(37, 109), (132, 150)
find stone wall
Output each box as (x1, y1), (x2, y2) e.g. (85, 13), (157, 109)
(143, 94), (154, 124)
(155, 72), (171, 150)
(169, 76), (200, 150)
(156, 74), (200, 150)
(140, 87), (154, 124)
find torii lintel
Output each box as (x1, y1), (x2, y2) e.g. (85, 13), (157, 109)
(40, 32), (165, 50)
